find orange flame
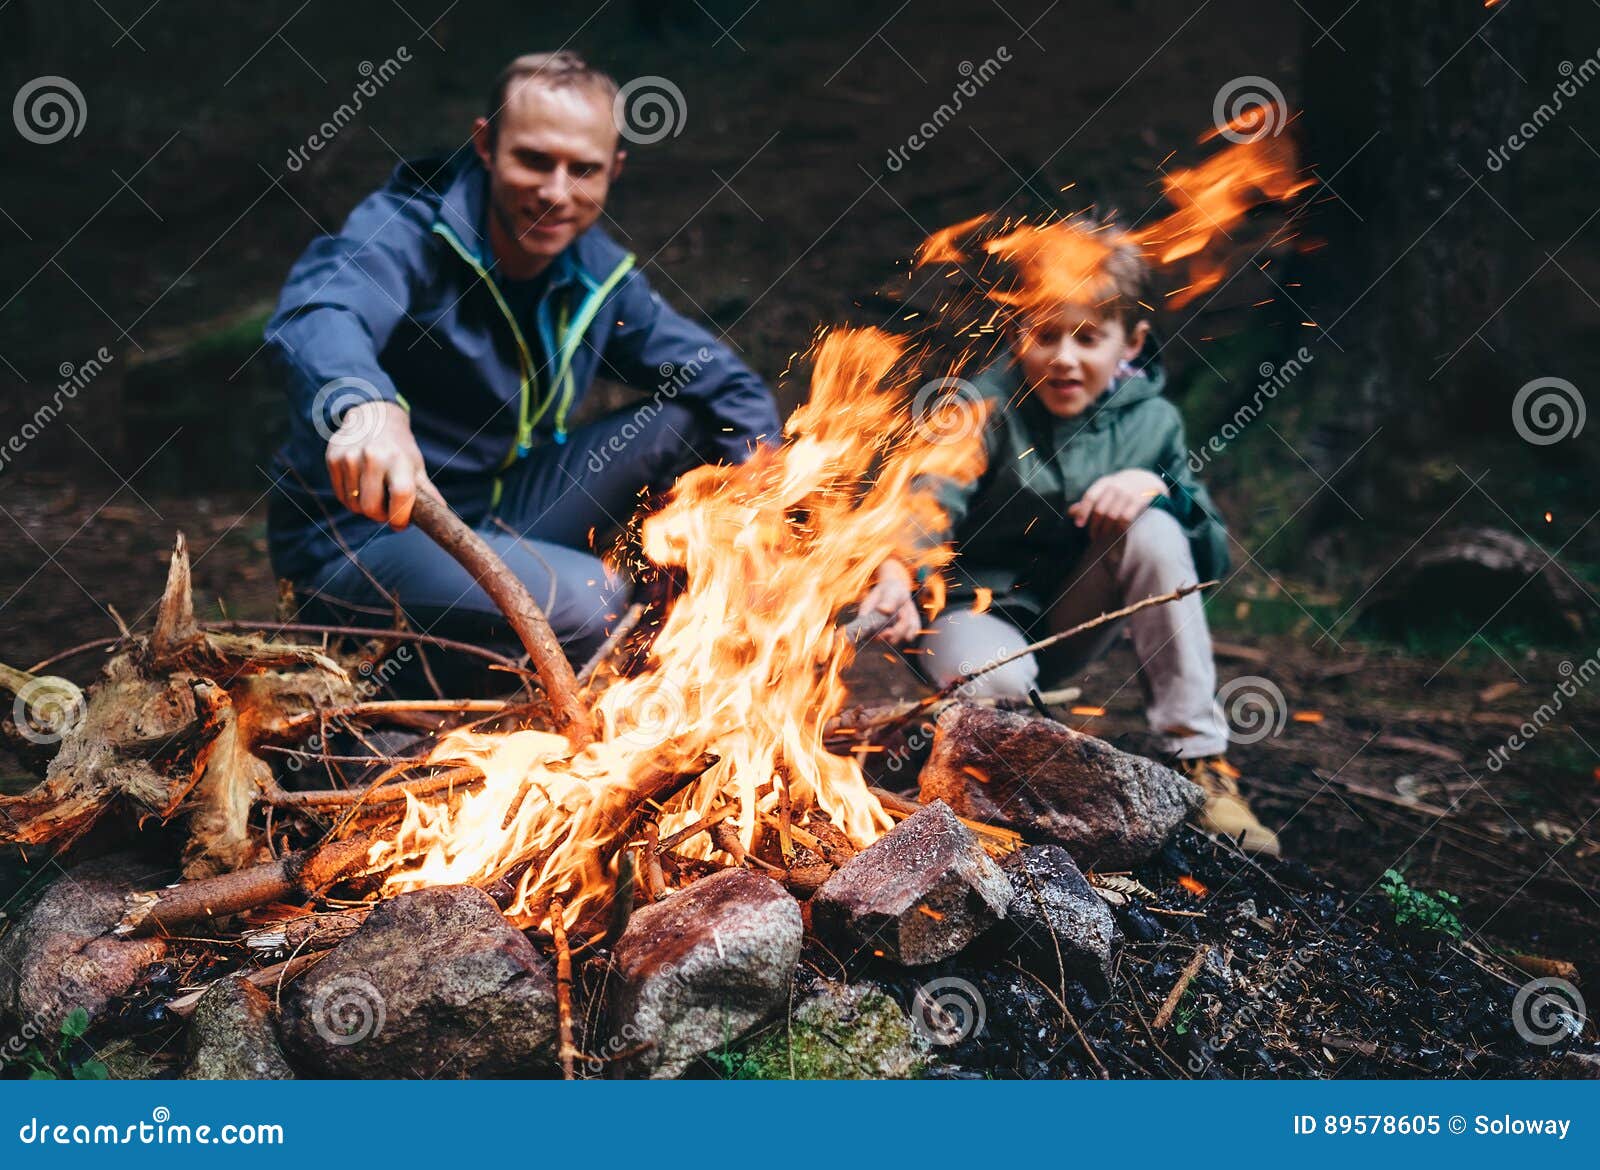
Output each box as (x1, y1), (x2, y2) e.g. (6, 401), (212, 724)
(371, 327), (988, 929)
(369, 120), (1309, 932)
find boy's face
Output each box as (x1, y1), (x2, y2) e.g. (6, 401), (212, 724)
(1014, 306), (1150, 418)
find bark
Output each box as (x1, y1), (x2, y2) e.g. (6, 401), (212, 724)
(409, 492), (594, 746)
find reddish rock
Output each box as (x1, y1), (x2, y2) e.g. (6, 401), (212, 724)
(919, 704), (1202, 868)
(811, 800), (1012, 966)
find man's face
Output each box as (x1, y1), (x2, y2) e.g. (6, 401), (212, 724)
(1014, 305), (1148, 418)
(472, 81), (623, 273)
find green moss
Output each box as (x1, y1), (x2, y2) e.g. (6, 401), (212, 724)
(714, 984), (929, 1080)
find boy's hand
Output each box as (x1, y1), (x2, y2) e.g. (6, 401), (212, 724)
(858, 558), (922, 645)
(326, 400), (433, 529)
(1069, 469), (1168, 542)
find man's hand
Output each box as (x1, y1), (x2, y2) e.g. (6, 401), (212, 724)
(1068, 468), (1168, 542)
(858, 557), (922, 645)
(325, 400), (432, 529)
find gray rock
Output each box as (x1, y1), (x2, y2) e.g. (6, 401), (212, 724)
(919, 704), (1203, 868)
(1000, 846), (1117, 984)
(1556, 1052), (1600, 1079)
(736, 982), (928, 1078)
(280, 885), (557, 1078)
(0, 853), (169, 1033)
(608, 868), (802, 1079)
(811, 800), (1012, 966)
(184, 977), (294, 1079)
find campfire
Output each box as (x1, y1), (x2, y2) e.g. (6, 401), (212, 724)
(14, 124), (1538, 1083)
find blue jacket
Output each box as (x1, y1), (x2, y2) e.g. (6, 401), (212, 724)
(265, 151), (780, 579)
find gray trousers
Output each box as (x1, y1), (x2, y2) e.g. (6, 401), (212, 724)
(915, 508), (1229, 759)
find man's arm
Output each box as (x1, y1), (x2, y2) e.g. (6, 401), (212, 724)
(600, 270), (780, 462)
(265, 186), (431, 526)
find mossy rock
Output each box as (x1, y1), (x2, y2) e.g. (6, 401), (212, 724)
(727, 983), (928, 1079)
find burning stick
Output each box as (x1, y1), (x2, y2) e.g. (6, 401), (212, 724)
(936, 581), (1216, 701)
(408, 492), (594, 747)
(113, 835), (375, 938)
(550, 896), (578, 1080)
(263, 765), (483, 809)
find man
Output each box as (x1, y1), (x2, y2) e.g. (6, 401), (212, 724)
(266, 51), (779, 661)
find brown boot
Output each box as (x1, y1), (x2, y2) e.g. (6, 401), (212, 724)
(1181, 756), (1282, 857)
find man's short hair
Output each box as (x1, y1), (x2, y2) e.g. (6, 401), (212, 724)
(483, 51), (620, 150)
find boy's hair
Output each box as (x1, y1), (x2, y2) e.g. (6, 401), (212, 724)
(985, 217), (1150, 330)
(1093, 235), (1149, 328)
(483, 51), (620, 150)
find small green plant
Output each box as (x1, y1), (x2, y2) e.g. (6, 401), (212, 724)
(1379, 868), (1463, 939)
(1172, 992), (1198, 1035)
(16, 1009), (110, 1080)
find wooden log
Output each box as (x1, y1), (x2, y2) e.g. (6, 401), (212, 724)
(551, 896), (578, 1080)
(114, 835), (375, 938)
(409, 492), (594, 746)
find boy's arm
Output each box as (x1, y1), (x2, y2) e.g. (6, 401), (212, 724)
(1150, 410), (1232, 582)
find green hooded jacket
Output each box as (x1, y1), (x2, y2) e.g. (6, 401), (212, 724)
(920, 353), (1230, 624)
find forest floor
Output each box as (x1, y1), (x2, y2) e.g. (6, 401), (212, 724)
(2, 0), (1597, 994)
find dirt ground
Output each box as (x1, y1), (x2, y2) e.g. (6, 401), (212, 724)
(3, 1), (1597, 984)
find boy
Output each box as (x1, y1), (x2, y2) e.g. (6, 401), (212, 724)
(861, 233), (1281, 856)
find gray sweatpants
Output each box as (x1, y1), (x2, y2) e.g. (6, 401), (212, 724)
(915, 508), (1229, 759)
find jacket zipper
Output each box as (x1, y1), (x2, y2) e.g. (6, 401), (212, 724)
(431, 223), (539, 470)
